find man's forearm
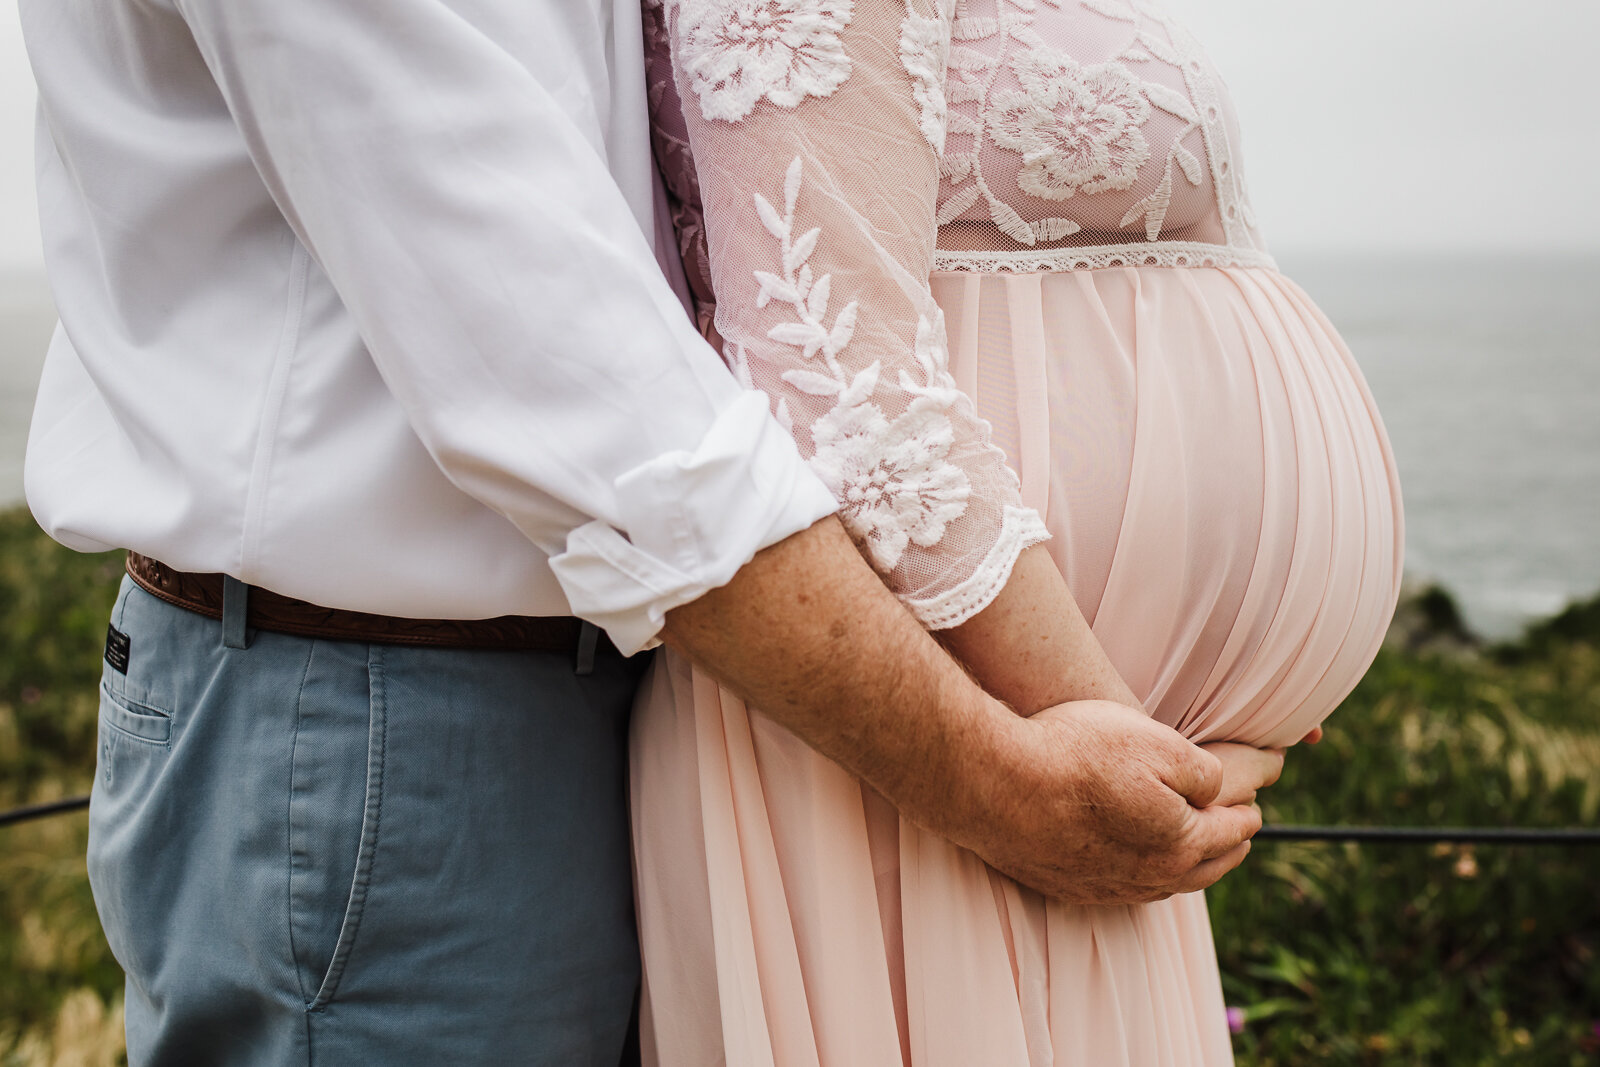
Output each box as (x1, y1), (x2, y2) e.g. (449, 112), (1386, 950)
(661, 516), (1017, 847)
(662, 517), (1270, 905)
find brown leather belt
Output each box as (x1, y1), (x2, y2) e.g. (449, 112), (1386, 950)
(126, 552), (594, 653)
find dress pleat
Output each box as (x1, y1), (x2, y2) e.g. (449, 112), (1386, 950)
(632, 265), (1403, 1065)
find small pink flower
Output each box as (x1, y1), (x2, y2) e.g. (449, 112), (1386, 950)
(1226, 1007), (1246, 1035)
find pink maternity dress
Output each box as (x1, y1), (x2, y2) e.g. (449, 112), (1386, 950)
(633, 0), (1404, 1063)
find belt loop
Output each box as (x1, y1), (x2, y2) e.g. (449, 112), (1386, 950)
(222, 575), (251, 650)
(574, 621), (599, 676)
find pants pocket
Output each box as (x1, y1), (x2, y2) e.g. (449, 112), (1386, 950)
(288, 642), (388, 1011)
(101, 684), (172, 745)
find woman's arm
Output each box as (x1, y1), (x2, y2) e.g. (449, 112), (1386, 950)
(651, 0), (1051, 630)
(938, 543), (1141, 711)
(943, 546), (1287, 807)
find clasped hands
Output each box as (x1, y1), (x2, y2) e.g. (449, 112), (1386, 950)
(963, 699), (1309, 907)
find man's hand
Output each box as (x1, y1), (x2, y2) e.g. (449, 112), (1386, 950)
(952, 700), (1269, 905)
(663, 520), (1271, 906)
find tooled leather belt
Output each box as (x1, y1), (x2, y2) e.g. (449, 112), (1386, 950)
(126, 552), (595, 653)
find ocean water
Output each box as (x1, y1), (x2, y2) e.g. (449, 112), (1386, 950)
(1, 255), (1596, 639)
(1281, 252), (1600, 638)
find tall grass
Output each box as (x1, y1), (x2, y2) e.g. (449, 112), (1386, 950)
(0, 507), (1595, 1064)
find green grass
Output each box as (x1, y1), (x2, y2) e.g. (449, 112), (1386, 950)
(0, 507), (1596, 1064)
(0, 508), (125, 1063)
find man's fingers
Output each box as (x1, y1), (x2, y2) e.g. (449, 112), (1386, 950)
(1172, 839), (1253, 894)
(1159, 737), (1223, 808)
(1300, 725), (1324, 745)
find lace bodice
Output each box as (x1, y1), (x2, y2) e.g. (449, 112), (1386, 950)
(642, 0), (1268, 624)
(930, 0), (1272, 271)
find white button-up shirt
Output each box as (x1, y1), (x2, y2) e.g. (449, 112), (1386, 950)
(20, 0), (838, 654)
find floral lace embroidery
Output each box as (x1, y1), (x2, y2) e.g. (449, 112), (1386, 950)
(990, 46), (1150, 201)
(742, 158), (972, 574)
(936, 0), (1259, 252)
(678, 0), (856, 122)
(899, 10), (951, 152)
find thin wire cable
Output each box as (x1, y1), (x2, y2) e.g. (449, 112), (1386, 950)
(1, 794), (1597, 846)
(1257, 825), (1600, 844)
(0, 795), (91, 828)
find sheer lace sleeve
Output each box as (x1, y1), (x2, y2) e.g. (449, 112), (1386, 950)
(648, 0), (1048, 629)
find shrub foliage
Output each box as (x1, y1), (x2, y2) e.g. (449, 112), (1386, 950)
(0, 509), (1596, 1064)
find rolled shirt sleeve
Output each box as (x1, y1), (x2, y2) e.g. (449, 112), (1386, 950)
(171, 0), (836, 652)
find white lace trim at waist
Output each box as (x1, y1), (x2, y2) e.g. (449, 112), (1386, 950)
(932, 241), (1278, 274)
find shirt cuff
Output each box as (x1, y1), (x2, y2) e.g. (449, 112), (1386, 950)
(548, 389), (839, 655)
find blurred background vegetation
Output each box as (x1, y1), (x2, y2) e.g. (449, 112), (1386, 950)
(0, 505), (1596, 1066)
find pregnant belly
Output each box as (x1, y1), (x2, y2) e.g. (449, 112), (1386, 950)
(932, 265), (1405, 748)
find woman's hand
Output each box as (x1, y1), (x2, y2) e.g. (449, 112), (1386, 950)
(1198, 742), (1285, 808)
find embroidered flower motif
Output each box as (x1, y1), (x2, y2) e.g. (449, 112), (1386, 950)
(899, 12), (949, 153)
(989, 47), (1151, 201)
(679, 0), (855, 122)
(810, 367), (971, 573)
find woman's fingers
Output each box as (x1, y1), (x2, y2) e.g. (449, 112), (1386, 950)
(1200, 742), (1285, 807)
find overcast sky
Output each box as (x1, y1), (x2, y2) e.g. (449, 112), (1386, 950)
(3, 0), (1599, 272)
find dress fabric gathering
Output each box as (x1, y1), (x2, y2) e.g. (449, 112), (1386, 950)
(632, 1), (1404, 1063)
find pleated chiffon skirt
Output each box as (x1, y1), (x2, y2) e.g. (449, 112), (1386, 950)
(631, 266), (1405, 1066)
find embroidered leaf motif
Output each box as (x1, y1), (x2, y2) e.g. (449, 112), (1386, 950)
(784, 155), (805, 216)
(946, 111), (984, 136)
(769, 321), (829, 358)
(1118, 48), (1152, 62)
(1120, 167), (1173, 240)
(1136, 30), (1182, 66)
(947, 78), (987, 105)
(1174, 144), (1203, 186)
(988, 196), (1036, 245)
(949, 47), (997, 73)
(806, 272), (831, 322)
(1143, 82), (1199, 125)
(755, 270), (800, 308)
(941, 152), (976, 183)
(782, 369), (845, 396)
(1080, 0), (1135, 21)
(935, 183), (983, 225)
(1031, 217), (1081, 241)
(840, 361), (881, 405)
(952, 16), (998, 39)
(755, 194), (788, 240)
(786, 227), (821, 273)
(828, 301), (859, 354)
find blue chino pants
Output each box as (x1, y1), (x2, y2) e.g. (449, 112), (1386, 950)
(88, 578), (646, 1064)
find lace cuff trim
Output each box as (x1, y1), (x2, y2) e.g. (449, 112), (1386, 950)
(932, 241), (1276, 274)
(905, 504), (1051, 631)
